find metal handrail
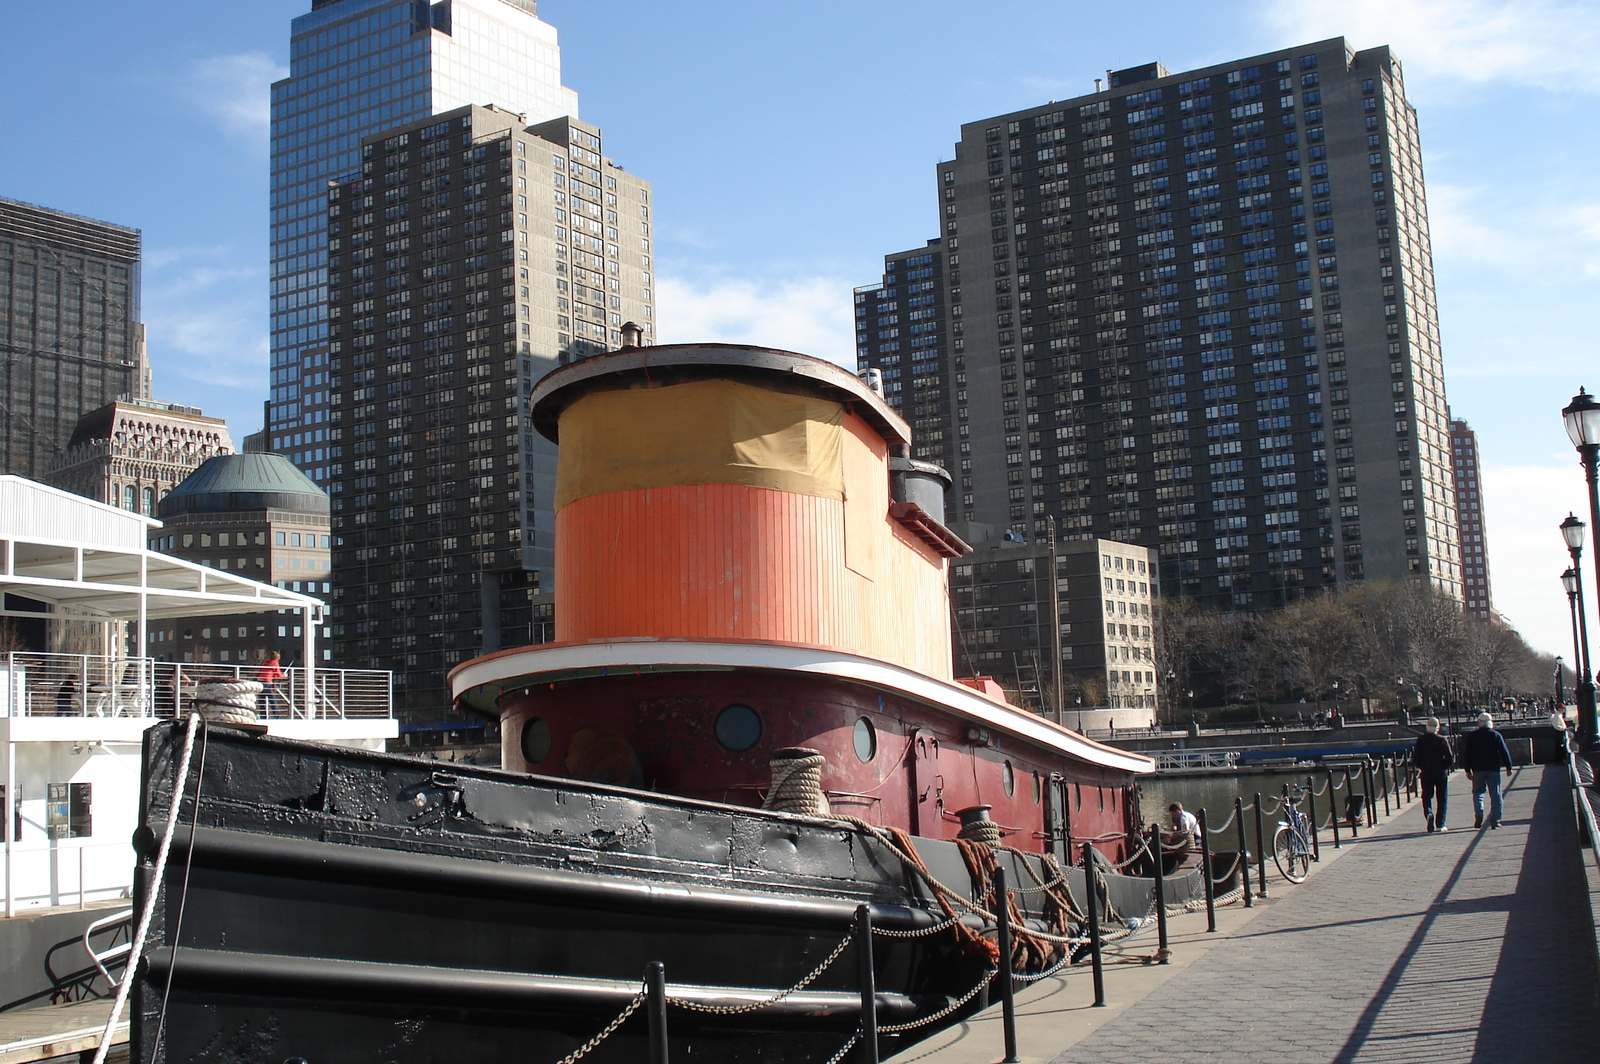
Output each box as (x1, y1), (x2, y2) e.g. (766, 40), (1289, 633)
(1567, 739), (1600, 878)
(83, 908), (134, 987)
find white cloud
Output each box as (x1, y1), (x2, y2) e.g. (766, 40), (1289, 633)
(655, 274), (857, 369)
(1260, 0), (1600, 95)
(141, 246), (268, 428)
(187, 53), (286, 142)
(1480, 461), (1589, 658)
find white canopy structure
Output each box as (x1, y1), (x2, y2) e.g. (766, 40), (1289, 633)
(0, 475), (325, 671)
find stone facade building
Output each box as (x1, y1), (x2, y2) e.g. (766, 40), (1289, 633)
(47, 399), (232, 515)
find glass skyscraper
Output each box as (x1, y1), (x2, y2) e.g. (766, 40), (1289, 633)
(269, 0), (579, 478)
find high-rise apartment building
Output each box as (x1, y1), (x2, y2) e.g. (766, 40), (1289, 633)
(1449, 416), (1492, 617)
(47, 399), (232, 515)
(324, 103), (653, 717)
(270, 0), (582, 483)
(857, 39), (1461, 613)
(0, 197), (149, 479)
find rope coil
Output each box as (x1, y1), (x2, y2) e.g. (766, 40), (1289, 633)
(762, 749), (830, 816)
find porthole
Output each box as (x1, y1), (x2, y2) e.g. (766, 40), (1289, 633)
(714, 703), (763, 752)
(1003, 760), (1016, 798)
(519, 717), (552, 765)
(853, 717), (877, 762)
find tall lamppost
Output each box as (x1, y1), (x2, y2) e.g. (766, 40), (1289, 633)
(1561, 516), (1596, 746)
(1555, 656), (1565, 706)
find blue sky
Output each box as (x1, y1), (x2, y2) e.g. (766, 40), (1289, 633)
(1, 0), (1597, 662)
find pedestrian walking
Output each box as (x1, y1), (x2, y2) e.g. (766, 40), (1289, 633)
(1461, 712), (1514, 829)
(1411, 716), (1453, 833)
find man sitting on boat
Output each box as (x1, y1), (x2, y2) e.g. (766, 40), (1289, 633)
(1161, 802), (1200, 872)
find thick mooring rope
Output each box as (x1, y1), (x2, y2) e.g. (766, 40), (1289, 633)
(762, 748), (831, 816)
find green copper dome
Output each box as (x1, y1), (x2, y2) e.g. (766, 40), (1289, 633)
(159, 453), (329, 517)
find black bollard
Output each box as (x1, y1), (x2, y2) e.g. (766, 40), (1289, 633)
(646, 960), (669, 1064)
(1235, 795), (1252, 907)
(855, 906), (878, 1064)
(1306, 776), (1321, 862)
(1148, 823), (1169, 962)
(1198, 808), (1217, 932)
(1347, 769), (1360, 837)
(1365, 763), (1378, 827)
(1253, 792), (1268, 898)
(1329, 769), (1342, 849)
(993, 865), (1019, 1063)
(1381, 759), (1392, 817)
(1082, 843), (1106, 1007)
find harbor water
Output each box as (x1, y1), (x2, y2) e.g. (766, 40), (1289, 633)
(1135, 767), (1369, 835)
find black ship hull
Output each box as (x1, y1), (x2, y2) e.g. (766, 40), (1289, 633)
(129, 722), (1125, 1062)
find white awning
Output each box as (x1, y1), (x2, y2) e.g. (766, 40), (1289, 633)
(0, 476), (323, 622)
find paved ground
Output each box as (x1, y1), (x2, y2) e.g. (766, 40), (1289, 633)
(894, 763), (1600, 1064)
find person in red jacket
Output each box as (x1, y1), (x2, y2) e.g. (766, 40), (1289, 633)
(258, 651), (289, 714)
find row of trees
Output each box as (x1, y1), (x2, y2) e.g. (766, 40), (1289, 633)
(1155, 581), (1564, 721)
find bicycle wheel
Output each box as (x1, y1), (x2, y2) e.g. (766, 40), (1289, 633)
(1273, 825), (1310, 883)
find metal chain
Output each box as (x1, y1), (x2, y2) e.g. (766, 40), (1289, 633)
(668, 932), (854, 1016)
(872, 912), (962, 939)
(1012, 949), (1077, 983)
(822, 1031), (861, 1064)
(877, 968), (998, 1033)
(1203, 808), (1238, 833)
(1007, 871), (1069, 896)
(553, 984), (647, 1064)
(1209, 852), (1244, 886)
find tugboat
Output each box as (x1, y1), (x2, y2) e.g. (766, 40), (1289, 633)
(127, 343), (1156, 1062)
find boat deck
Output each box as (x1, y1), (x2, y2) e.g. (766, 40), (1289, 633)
(0, 999), (123, 1064)
(895, 763), (1600, 1063)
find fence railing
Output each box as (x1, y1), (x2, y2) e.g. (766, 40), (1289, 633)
(1, 651), (393, 720)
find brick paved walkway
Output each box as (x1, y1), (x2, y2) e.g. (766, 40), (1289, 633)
(1048, 764), (1600, 1064)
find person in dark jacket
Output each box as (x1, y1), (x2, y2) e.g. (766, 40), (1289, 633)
(1461, 712), (1514, 829)
(1411, 716), (1454, 833)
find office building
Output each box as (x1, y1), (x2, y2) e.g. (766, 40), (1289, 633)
(323, 103), (652, 717)
(0, 197), (149, 479)
(1449, 416), (1492, 617)
(148, 453), (332, 665)
(857, 38), (1461, 613)
(953, 533), (1160, 715)
(269, 0), (582, 484)
(47, 399), (232, 514)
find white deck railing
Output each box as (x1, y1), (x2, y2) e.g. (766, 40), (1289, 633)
(0, 651), (393, 720)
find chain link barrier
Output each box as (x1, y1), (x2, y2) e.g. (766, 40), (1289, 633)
(876, 967), (998, 1034)
(552, 983), (648, 1064)
(821, 1031), (861, 1064)
(870, 912), (962, 939)
(668, 932), (855, 1016)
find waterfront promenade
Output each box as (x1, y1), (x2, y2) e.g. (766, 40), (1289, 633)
(897, 763), (1600, 1064)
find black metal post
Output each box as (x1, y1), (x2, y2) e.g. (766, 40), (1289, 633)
(1305, 775), (1321, 862)
(1082, 843), (1106, 1006)
(855, 906), (878, 1064)
(1366, 763), (1378, 827)
(646, 960), (669, 1064)
(1235, 795), (1251, 907)
(1580, 439), (1600, 748)
(1148, 823), (1168, 961)
(1328, 769), (1341, 849)
(1380, 759), (1392, 817)
(1253, 792), (1268, 899)
(993, 865), (1019, 1063)
(1198, 808), (1216, 932)
(1346, 769), (1360, 838)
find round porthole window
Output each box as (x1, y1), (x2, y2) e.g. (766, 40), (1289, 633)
(519, 717), (552, 765)
(853, 717), (877, 762)
(1002, 760), (1016, 797)
(714, 704), (763, 752)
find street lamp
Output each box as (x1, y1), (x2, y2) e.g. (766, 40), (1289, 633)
(1563, 388), (1600, 732)
(1560, 515), (1597, 745)
(1556, 656), (1565, 706)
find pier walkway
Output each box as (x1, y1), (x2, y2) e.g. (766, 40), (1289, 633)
(896, 763), (1600, 1064)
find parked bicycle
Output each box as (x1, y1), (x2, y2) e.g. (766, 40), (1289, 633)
(1273, 787), (1314, 883)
